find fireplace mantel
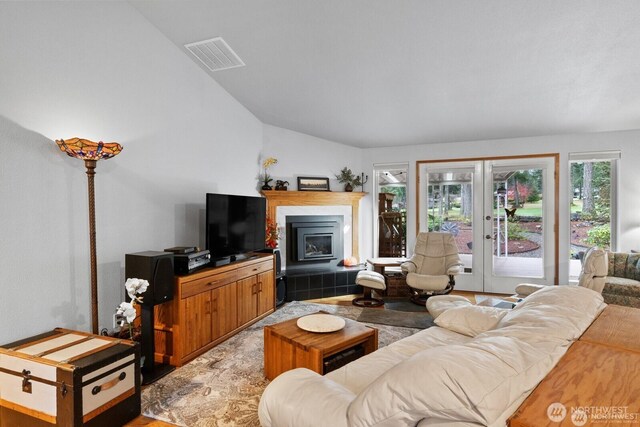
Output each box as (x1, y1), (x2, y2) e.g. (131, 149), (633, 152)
(262, 191), (367, 259)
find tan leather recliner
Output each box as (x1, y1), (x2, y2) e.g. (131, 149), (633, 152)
(401, 232), (464, 305)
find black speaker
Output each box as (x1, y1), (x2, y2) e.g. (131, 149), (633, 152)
(125, 251), (174, 306)
(273, 248), (282, 278)
(125, 251), (175, 384)
(276, 276), (286, 307)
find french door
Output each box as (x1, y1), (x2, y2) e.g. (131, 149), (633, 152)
(418, 155), (557, 294)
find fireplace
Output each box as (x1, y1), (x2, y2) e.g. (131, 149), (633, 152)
(295, 222), (338, 262)
(264, 192), (366, 301)
(287, 215), (343, 272)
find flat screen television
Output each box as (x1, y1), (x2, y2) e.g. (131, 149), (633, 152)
(205, 193), (266, 261)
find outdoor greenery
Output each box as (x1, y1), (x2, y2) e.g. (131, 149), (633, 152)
(571, 161), (611, 221)
(586, 224), (611, 248)
(508, 170), (542, 206)
(507, 222), (527, 240)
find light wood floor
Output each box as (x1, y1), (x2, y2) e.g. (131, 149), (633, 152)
(126, 290), (506, 426)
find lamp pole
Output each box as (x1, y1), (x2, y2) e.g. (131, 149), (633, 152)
(85, 159), (99, 334)
(56, 138), (122, 335)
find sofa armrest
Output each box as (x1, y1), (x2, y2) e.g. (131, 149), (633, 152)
(401, 261), (417, 275)
(259, 368), (353, 427)
(447, 265), (463, 275)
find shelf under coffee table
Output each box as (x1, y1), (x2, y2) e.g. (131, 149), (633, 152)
(263, 312), (378, 380)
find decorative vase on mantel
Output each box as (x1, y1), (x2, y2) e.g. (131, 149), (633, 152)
(344, 183), (353, 192)
(262, 182), (273, 191)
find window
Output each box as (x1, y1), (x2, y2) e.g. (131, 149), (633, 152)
(373, 163), (408, 257)
(568, 151), (619, 280)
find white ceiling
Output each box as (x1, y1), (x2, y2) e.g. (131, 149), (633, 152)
(131, 0), (640, 148)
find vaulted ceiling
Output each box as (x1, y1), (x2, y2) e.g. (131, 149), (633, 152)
(131, 0), (640, 148)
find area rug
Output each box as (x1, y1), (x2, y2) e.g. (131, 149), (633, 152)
(357, 307), (434, 329)
(141, 301), (420, 427)
(381, 296), (427, 312)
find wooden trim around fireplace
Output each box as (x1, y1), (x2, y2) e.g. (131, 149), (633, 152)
(261, 191), (367, 260)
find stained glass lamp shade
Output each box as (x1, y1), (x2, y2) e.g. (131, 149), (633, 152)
(56, 137), (122, 161)
(55, 138), (123, 334)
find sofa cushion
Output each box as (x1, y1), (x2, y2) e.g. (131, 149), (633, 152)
(608, 252), (640, 281)
(348, 334), (567, 426)
(602, 293), (640, 309)
(603, 276), (640, 295)
(434, 305), (508, 337)
(325, 327), (470, 395)
(497, 285), (605, 342)
(426, 295), (472, 318)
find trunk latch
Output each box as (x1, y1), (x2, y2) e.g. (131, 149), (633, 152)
(21, 369), (32, 394)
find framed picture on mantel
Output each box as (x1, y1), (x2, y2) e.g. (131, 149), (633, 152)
(297, 176), (331, 191)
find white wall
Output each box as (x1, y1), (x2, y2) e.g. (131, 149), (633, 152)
(361, 130), (640, 285)
(262, 124), (368, 260)
(0, 1), (263, 343)
(262, 124), (365, 192)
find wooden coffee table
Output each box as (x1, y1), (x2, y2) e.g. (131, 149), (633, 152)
(264, 312), (378, 380)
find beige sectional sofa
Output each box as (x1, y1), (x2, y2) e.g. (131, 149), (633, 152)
(258, 286), (605, 427)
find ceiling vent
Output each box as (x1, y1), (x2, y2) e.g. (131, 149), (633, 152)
(184, 37), (245, 72)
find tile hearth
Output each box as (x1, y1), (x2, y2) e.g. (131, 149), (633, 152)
(285, 266), (364, 301)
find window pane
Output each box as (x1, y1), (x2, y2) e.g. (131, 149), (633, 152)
(376, 168), (407, 257)
(491, 168), (544, 278)
(426, 171), (473, 272)
(569, 159), (614, 280)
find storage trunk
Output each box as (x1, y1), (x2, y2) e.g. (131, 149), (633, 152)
(0, 328), (141, 426)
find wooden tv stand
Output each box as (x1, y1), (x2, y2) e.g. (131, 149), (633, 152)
(153, 253), (275, 366)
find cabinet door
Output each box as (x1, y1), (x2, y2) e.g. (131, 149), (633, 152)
(237, 276), (258, 326)
(182, 291), (212, 356)
(257, 271), (275, 316)
(211, 283), (238, 340)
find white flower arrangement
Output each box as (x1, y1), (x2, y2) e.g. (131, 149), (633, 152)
(125, 277), (148, 303)
(115, 277), (149, 339)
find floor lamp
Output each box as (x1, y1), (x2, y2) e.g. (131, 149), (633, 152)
(56, 138), (123, 334)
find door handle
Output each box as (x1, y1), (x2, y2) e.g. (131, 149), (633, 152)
(485, 215), (491, 220)
(485, 235), (492, 240)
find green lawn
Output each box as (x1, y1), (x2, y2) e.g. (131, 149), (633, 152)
(570, 199), (583, 213)
(434, 199), (584, 219)
(512, 202), (542, 217)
